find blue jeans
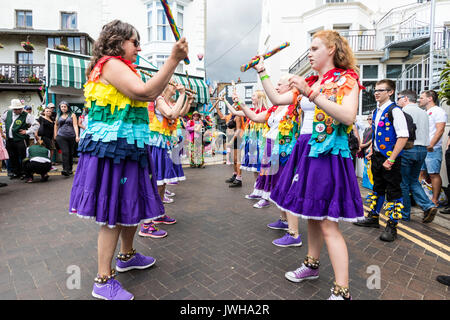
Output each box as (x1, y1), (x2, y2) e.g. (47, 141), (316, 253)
(401, 146), (435, 218)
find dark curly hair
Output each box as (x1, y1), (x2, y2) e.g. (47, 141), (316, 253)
(85, 20), (140, 77)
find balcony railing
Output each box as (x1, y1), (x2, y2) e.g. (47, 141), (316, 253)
(289, 31), (376, 75)
(0, 63), (45, 85)
(384, 27), (450, 50)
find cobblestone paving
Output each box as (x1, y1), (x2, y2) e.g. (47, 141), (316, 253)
(0, 164), (449, 300)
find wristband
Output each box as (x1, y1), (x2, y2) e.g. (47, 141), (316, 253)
(388, 158), (395, 163)
(307, 90), (314, 99)
(257, 68), (266, 74)
(260, 75), (270, 81)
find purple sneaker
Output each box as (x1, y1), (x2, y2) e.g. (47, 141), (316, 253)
(272, 233), (302, 247)
(245, 193), (261, 200)
(92, 278), (134, 300)
(138, 223), (167, 238)
(253, 199), (270, 208)
(267, 219), (289, 230)
(285, 263), (319, 283)
(165, 190), (175, 197)
(116, 252), (156, 272)
(153, 215), (177, 225)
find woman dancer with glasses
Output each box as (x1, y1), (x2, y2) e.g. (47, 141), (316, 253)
(69, 19), (189, 300)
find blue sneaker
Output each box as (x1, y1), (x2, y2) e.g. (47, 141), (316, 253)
(116, 252), (156, 272)
(267, 219), (288, 230)
(272, 232), (302, 247)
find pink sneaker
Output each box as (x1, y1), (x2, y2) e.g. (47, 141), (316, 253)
(153, 215), (176, 225)
(138, 222), (167, 238)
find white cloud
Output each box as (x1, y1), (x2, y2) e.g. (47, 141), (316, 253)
(205, 0), (262, 83)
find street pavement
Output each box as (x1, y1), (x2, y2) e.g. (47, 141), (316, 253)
(0, 160), (449, 300)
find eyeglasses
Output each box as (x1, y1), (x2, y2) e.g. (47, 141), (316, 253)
(397, 95), (405, 100)
(130, 39), (140, 48)
(374, 89), (391, 93)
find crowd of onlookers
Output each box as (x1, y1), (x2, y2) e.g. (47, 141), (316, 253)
(0, 99), (88, 187)
(353, 88), (450, 222)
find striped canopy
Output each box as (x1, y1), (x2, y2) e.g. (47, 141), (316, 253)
(46, 49), (210, 104)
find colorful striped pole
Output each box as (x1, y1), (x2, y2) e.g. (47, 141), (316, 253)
(160, 0), (190, 65)
(240, 42), (290, 72)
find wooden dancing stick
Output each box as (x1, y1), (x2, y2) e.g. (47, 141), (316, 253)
(139, 69), (196, 95)
(240, 42), (290, 72)
(160, 0), (190, 65)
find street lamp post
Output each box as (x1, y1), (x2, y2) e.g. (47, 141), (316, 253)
(429, 0), (436, 89)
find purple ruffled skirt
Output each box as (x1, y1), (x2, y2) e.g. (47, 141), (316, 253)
(253, 138), (286, 200)
(269, 134), (364, 222)
(69, 151), (165, 228)
(149, 145), (186, 186)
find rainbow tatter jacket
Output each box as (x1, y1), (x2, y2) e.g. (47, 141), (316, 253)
(240, 107), (268, 159)
(261, 104), (301, 176)
(148, 100), (178, 150)
(78, 56), (151, 167)
(307, 68), (364, 158)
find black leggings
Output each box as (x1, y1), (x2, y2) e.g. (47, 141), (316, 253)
(56, 135), (75, 172)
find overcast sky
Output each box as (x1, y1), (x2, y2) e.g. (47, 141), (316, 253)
(205, 0), (262, 84)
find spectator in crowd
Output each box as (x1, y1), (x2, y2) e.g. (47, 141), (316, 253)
(78, 107), (89, 137)
(348, 124), (361, 168)
(397, 89), (438, 223)
(440, 131), (450, 215)
(23, 139), (51, 183)
(47, 103), (57, 121)
(360, 115), (373, 190)
(24, 105), (38, 146)
(37, 106), (56, 170)
(1, 99), (39, 179)
(354, 79), (409, 242)
(54, 101), (79, 176)
(419, 90), (447, 207)
(0, 123), (9, 187)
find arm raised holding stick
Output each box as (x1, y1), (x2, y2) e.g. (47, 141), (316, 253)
(160, 0), (190, 65)
(240, 42), (290, 72)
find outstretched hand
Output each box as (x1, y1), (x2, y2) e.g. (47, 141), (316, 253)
(252, 55), (265, 73)
(171, 37), (189, 63)
(288, 75), (310, 96)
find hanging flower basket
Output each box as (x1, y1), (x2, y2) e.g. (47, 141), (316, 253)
(21, 41), (34, 52)
(55, 44), (69, 51)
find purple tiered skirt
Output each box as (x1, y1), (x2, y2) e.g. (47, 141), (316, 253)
(253, 138), (286, 200)
(269, 134), (364, 222)
(149, 145), (185, 186)
(69, 148), (165, 228)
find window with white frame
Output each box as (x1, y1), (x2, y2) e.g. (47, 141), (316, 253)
(147, 6), (153, 42)
(156, 55), (169, 69)
(245, 87), (253, 99)
(360, 65), (379, 115)
(16, 10), (32, 29)
(147, 1), (185, 43)
(61, 12), (77, 30)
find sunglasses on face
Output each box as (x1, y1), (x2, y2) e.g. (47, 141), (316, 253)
(374, 89), (391, 93)
(130, 39), (140, 48)
(397, 96), (405, 100)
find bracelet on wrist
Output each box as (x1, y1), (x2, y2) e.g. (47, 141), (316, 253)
(260, 74), (270, 81)
(388, 158), (395, 163)
(257, 68), (266, 74)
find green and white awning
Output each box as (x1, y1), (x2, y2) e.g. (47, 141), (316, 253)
(138, 68), (210, 104)
(46, 49), (210, 104)
(47, 49), (90, 90)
